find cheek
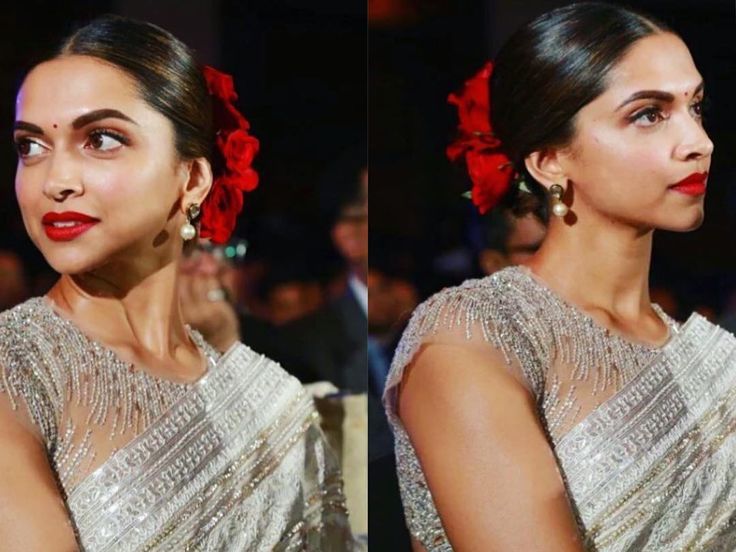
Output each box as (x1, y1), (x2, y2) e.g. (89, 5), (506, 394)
(85, 159), (179, 225)
(574, 128), (669, 198)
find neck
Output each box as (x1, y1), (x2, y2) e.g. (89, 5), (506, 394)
(527, 213), (654, 319)
(47, 259), (188, 357)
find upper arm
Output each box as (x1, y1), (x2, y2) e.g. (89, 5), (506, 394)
(399, 341), (584, 552)
(0, 392), (78, 551)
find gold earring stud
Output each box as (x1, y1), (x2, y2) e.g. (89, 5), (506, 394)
(549, 184), (568, 217)
(180, 203), (201, 241)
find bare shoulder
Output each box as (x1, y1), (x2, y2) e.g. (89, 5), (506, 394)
(0, 302), (78, 549)
(388, 268), (547, 409)
(398, 339), (584, 551)
(0, 389), (78, 551)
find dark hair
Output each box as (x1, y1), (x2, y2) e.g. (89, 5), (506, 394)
(490, 2), (671, 219)
(57, 15), (213, 162)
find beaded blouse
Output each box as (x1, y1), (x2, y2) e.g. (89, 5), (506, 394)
(0, 297), (221, 494)
(383, 265), (682, 550)
(0, 297), (360, 550)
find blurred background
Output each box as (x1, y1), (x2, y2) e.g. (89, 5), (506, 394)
(369, 0), (735, 548)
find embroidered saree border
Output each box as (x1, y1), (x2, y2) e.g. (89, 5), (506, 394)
(555, 317), (736, 549)
(144, 398), (316, 551)
(591, 385), (736, 548)
(557, 315), (708, 495)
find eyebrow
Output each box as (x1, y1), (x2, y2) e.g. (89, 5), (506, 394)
(615, 81), (704, 111)
(13, 108), (138, 136)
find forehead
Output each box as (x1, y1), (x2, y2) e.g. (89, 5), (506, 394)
(604, 32), (702, 98)
(16, 55), (143, 122)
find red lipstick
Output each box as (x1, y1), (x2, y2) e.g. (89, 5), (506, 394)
(669, 172), (708, 196)
(41, 211), (99, 241)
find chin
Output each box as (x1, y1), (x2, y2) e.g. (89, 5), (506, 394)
(660, 206), (705, 233)
(39, 244), (110, 276)
(44, 255), (100, 276)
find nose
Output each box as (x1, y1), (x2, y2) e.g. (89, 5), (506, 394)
(42, 151), (83, 201)
(673, 115), (714, 162)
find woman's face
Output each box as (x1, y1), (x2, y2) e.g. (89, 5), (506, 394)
(559, 32), (713, 232)
(14, 55), (190, 276)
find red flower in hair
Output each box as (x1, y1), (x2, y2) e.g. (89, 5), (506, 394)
(465, 150), (514, 214)
(218, 129), (259, 184)
(447, 61), (494, 147)
(446, 61), (515, 214)
(199, 182), (244, 245)
(202, 65), (237, 102)
(200, 65), (260, 244)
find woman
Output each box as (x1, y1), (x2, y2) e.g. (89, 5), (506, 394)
(0, 15), (358, 551)
(384, 3), (736, 551)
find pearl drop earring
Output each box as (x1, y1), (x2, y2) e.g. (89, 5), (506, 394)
(180, 203), (201, 241)
(549, 184), (569, 217)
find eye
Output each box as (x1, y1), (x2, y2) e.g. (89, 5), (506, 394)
(85, 129), (129, 152)
(630, 106), (666, 127)
(690, 98), (707, 120)
(13, 137), (46, 159)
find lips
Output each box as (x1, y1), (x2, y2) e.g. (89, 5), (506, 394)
(669, 172), (708, 196)
(41, 211), (99, 242)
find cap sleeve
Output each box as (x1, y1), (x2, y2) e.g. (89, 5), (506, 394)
(384, 274), (547, 419)
(0, 304), (60, 448)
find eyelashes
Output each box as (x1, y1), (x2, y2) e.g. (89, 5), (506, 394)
(13, 136), (42, 158)
(87, 128), (131, 149)
(628, 98), (709, 127)
(12, 127), (131, 158)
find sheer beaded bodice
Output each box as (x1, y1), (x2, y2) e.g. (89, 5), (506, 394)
(0, 297), (220, 494)
(384, 266), (681, 550)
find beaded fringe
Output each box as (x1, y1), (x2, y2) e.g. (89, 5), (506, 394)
(0, 298), (219, 490)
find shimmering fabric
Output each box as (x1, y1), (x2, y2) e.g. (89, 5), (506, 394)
(384, 266), (736, 551)
(0, 297), (359, 551)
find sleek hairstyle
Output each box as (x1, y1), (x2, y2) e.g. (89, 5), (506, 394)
(57, 15), (213, 162)
(491, 2), (672, 218)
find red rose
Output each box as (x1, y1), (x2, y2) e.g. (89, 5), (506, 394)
(218, 129), (260, 175)
(220, 169), (259, 193)
(447, 61), (515, 215)
(198, 65), (260, 244)
(203, 65), (237, 102)
(465, 150), (513, 215)
(447, 62), (493, 138)
(200, 181), (245, 244)
(446, 133), (500, 163)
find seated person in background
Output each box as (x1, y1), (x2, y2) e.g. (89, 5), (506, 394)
(477, 208), (546, 276)
(181, 150), (368, 394)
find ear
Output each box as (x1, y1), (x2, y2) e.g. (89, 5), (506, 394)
(179, 157), (213, 212)
(524, 149), (567, 191)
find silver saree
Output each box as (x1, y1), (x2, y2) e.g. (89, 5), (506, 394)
(384, 266), (736, 551)
(0, 297), (359, 551)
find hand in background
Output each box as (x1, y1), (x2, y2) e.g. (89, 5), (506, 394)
(179, 249), (241, 353)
